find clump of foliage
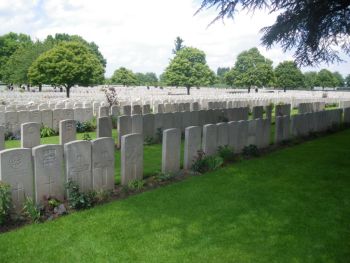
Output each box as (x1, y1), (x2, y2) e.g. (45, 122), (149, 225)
(242, 144), (260, 158)
(93, 190), (111, 203)
(0, 182), (12, 225)
(127, 179), (145, 191)
(144, 136), (156, 145)
(65, 180), (95, 210)
(191, 150), (224, 173)
(82, 133), (92, 141)
(22, 197), (41, 223)
(155, 172), (175, 182)
(76, 121), (95, 133)
(40, 126), (57, 138)
(4, 131), (17, 141)
(217, 145), (235, 162)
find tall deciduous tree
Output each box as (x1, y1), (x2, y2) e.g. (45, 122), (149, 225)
(0, 32), (32, 81)
(332, 71), (344, 87)
(163, 47), (216, 95)
(274, 61), (304, 92)
(28, 42), (104, 98)
(316, 69), (337, 90)
(196, 0), (350, 66)
(304, 71), (318, 90)
(345, 74), (350, 88)
(172, 36), (185, 54)
(110, 67), (138, 86)
(225, 48), (274, 92)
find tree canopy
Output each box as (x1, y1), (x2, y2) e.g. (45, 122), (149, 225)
(28, 42), (104, 97)
(163, 47), (216, 94)
(110, 67), (138, 86)
(196, 0), (350, 66)
(316, 69), (337, 89)
(345, 74), (350, 88)
(0, 32), (32, 81)
(172, 37), (185, 54)
(135, 72), (158, 87)
(274, 61), (304, 91)
(304, 71), (318, 90)
(332, 71), (345, 87)
(224, 48), (274, 91)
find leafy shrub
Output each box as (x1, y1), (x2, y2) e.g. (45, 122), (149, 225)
(155, 172), (175, 182)
(23, 197), (41, 223)
(5, 131), (16, 140)
(0, 182), (11, 225)
(191, 150), (224, 173)
(242, 144), (260, 157)
(40, 126), (57, 138)
(76, 121), (96, 133)
(218, 145), (235, 162)
(127, 179), (145, 191)
(48, 198), (60, 209)
(82, 133), (92, 141)
(94, 190), (111, 203)
(65, 179), (95, 210)
(144, 136), (156, 145)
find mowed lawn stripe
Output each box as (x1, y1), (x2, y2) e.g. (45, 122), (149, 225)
(0, 129), (349, 262)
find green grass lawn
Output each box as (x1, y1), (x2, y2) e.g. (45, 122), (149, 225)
(1, 129), (349, 262)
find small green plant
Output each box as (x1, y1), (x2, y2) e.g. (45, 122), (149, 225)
(48, 198), (60, 209)
(155, 172), (175, 182)
(218, 145), (235, 162)
(0, 182), (11, 225)
(65, 179), (95, 210)
(127, 179), (145, 191)
(242, 144), (260, 157)
(144, 136), (156, 145)
(82, 133), (92, 141)
(40, 126), (57, 138)
(94, 190), (111, 203)
(23, 197), (41, 223)
(191, 150), (224, 173)
(76, 121), (96, 133)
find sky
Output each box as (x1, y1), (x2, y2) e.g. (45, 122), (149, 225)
(0, 0), (349, 78)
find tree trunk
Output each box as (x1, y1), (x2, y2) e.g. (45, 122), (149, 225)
(60, 87), (63, 92)
(66, 86), (71, 98)
(248, 87), (251, 93)
(284, 87), (286, 92)
(38, 84), (42, 92)
(186, 86), (190, 95)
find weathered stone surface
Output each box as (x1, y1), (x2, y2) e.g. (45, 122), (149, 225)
(191, 102), (200, 111)
(182, 112), (192, 131)
(121, 133), (143, 185)
(99, 106), (110, 117)
(74, 108), (85, 123)
(237, 120), (248, 152)
(153, 113), (164, 139)
(5, 111), (19, 134)
(216, 122), (229, 147)
(118, 115), (132, 146)
(162, 128), (181, 173)
(97, 117), (112, 138)
(0, 148), (34, 211)
(142, 114), (155, 139)
(91, 137), (115, 191)
(62, 109), (74, 121)
(265, 105), (272, 120)
(29, 110), (41, 124)
(59, 119), (76, 145)
(162, 113), (174, 130)
(247, 119), (257, 146)
(275, 116), (290, 143)
(21, 122), (40, 148)
(111, 105), (120, 117)
(344, 107), (350, 125)
(184, 126), (201, 170)
(132, 105), (142, 115)
(262, 119), (271, 148)
(41, 110), (53, 128)
(18, 111), (30, 124)
(252, 106), (264, 119)
(131, 114), (143, 134)
(32, 144), (64, 204)
(0, 126), (4, 150)
(142, 104), (151, 114)
(228, 121), (239, 151)
(64, 140), (92, 192)
(202, 124), (217, 156)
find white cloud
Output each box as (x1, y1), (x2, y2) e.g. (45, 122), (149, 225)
(0, 0), (349, 77)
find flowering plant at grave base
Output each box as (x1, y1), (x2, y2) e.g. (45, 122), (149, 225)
(0, 182), (11, 225)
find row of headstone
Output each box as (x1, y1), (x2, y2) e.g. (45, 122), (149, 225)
(117, 107), (251, 145)
(1, 108), (93, 134)
(298, 102), (326, 114)
(0, 138), (115, 211)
